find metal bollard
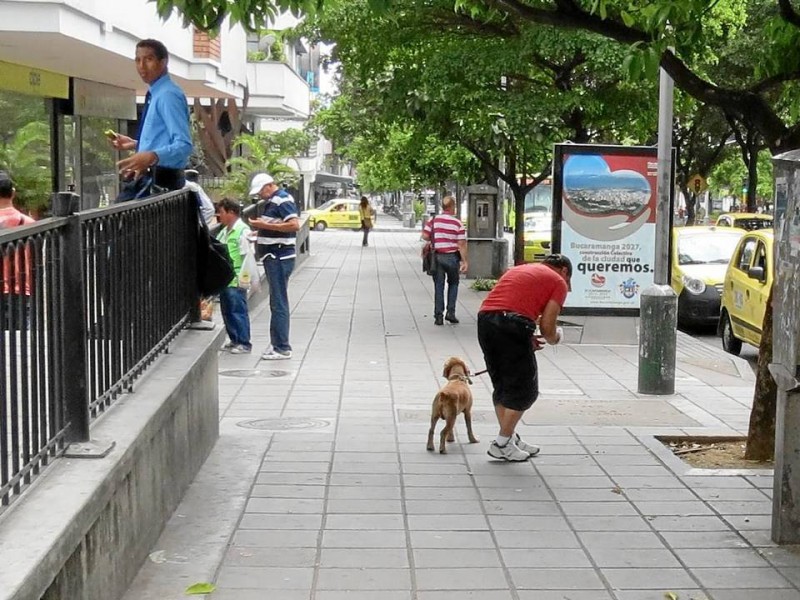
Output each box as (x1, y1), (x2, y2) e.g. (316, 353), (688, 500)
(638, 284), (678, 394)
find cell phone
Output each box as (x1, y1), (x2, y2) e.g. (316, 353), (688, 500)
(104, 129), (117, 140)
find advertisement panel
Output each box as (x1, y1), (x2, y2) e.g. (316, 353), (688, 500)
(552, 144), (662, 315)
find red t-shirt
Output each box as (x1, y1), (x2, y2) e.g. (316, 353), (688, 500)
(1, 207), (35, 296)
(422, 213), (465, 254)
(479, 263), (568, 322)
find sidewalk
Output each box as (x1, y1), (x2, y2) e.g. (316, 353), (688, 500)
(123, 229), (800, 600)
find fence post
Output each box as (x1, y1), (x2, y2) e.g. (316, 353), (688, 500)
(61, 214), (90, 443)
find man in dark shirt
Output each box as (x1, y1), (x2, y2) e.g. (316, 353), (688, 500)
(247, 173), (300, 360)
(111, 39), (192, 201)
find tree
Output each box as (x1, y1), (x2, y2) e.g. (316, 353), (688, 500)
(0, 121), (52, 214)
(224, 128), (313, 198)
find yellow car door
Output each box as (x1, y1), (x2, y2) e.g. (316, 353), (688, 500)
(346, 202), (362, 229)
(747, 239), (771, 345)
(726, 236), (758, 345)
(327, 202), (348, 227)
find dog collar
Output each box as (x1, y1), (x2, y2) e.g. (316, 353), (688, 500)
(448, 374), (472, 385)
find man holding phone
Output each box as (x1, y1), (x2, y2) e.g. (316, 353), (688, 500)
(110, 39), (192, 201)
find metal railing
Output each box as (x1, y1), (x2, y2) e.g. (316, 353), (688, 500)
(0, 190), (198, 509)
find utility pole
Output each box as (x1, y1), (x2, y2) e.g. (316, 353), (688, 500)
(638, 59), (678, 395)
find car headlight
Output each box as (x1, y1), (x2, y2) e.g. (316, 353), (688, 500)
(682, 275), (706, 295)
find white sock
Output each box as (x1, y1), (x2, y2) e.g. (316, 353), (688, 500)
(496, 434), (511, 447)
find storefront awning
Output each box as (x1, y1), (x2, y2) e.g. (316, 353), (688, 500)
(314, 172), (354, 185)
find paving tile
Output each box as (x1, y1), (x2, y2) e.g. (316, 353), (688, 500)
(579, 531), (667, 550)
(590, 548), (681, 568)
(509, 568), (606, 590)
(690, 567), (793, 589)
(405, 500), (484, 514)
(239, 513), (322, 530)
(417, 592), (513, 600)
(693, 487), (771, 502)
(709, 500), (773, 515)
(415, 567), (509, 590)
(479, 487), (552, 501)
(600, 567), (698, 589)
(568, 516), (652, 532)
(413, 548), (502, 569)
(560, 501), (639, 516)
(544, 476), (615, 488)
(661, 530), (749, 548)
(614, 476), (685, 488)
(232, 529), (319, 547)
(327, 486), (402, 499)
(709, 591), (800, 600)
(494, 530), (581, 549)
(245, 498), (325, 514)
(482, 500), (561, 516)
(621, 487), (699, 502)
(723, 514), (773, 530)
(211, 591), (310, 600)
(316, 567), (412, 590)
(487, 515), (571, 531)
(549, 487), (629, 502)
(326, 499), (404, 513)
(613, 591), (709, 600)
(250, 484), (326, 499)
(516, 592), (613, 600)
(410, 531), (496, 549)
(222, 546), (317, 568)
(322, 529), (408, 548)
(647, 516), (731, 531)
(259, 461), (331, 473)
(256, 472), (328, 486)
(404, 487), (480, 500)
(501, 548), (591, 569)
(332, 462), (401, 474)
(325, 514), (405, 529)
(328, 473), (401, 486)
(674, 547), (772, 568)
(760, 547), (800, 568)
(215, 566), (314, 589)
(682, 476), (755, 488)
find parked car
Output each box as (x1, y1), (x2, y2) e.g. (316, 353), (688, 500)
(715, 212), (773, 231)
(306, 198), (361, 231)
(671, 226), (746, 328)
(523, 213), (552, 262)
(719, 229), (774, 355)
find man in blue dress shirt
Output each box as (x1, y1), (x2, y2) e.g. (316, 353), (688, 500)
(112, 39), (193, 201)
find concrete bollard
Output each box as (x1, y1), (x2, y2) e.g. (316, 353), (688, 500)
(638, 284), (678, 395)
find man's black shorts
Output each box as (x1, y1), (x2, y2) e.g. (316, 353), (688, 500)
(477, 311), (539, 411)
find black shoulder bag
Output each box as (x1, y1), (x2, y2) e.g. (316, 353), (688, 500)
(422, 217), (438, 276)
(196, 209), (235, 297)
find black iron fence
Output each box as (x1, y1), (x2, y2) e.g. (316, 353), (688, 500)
(0, 190), (198, 509)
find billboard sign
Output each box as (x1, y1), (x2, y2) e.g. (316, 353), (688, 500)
(552, 144), (663, 314)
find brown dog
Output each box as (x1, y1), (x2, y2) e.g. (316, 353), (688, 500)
(426, 357), (479, 453)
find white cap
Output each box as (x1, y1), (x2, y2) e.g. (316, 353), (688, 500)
(248, 173), (274, 196)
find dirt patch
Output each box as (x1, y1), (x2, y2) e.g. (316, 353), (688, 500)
(662, 437), (773, 469)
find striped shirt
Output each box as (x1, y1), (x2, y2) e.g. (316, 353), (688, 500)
(423, 213), (466, 254)
(257, 189), (298, 260)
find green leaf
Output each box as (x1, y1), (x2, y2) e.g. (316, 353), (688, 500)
(664, 592), (679, 600)
(621, 11), (635, 28)
(185, 583), (216, 595)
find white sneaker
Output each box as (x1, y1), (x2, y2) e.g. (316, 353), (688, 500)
(261, 349), (292, 360)
(487, 440), (531, 462)
(514, 433), (540, 457)
(229, 345), (252, 354)
(222, 340), (235, 350)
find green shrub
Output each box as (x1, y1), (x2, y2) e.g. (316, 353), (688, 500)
(471, 278), (497, 291)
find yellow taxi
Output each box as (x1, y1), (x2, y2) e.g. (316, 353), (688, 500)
(719, 229), (773, 355)
(523, 213), (552, 262)
(715, 212), (773, 231)
(306, 198), (362, 231)
(671, 226), (746, 328)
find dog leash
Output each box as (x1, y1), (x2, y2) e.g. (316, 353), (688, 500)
(473, 368), (488, 377)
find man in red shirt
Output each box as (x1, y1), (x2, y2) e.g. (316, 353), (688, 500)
(477, 254), (572, 461)
(0, 172), (35, 330)
(421, 195), (468, 325)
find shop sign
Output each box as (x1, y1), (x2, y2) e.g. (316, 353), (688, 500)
(0, 60), (68, 98)
(73, 78), (136, 120)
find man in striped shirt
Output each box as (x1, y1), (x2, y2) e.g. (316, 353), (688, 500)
(421, 196), (469, 325)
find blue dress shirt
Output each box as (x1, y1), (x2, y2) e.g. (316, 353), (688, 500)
(137, 73), (193, 169)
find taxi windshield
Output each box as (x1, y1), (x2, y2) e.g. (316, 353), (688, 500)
(678, 232), (742, 265)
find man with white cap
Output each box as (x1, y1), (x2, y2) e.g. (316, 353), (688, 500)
(247, 173), (300, 360)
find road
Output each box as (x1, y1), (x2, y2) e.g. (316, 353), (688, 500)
(682, 324), (759, 373)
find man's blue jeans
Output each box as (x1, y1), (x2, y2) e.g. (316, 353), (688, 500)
(219, 286), (251, 348)
(433, 252), (460, 317)
(263, 256), (295, 352)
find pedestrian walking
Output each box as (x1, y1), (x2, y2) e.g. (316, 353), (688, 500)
(185, 169), (216, 226)
(247, 173), (300, 360)
(359, 196), (375, 246)
(421, 195), (468, 325)
(216, 198), (252, 354)
(477, 254), (572, 461)
(111, 38), (192, 201)
(0, 172), (35, 330)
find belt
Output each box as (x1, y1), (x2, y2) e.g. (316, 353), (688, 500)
(480, 310), (537, 330)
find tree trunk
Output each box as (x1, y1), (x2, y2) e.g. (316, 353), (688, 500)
(684, 188), (696, 225)
(746, 149), (758, 212)
(512, 185), (526, 265)
(745, 286), (777, 461)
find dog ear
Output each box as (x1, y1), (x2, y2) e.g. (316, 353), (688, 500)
(442, 359), (450, 378)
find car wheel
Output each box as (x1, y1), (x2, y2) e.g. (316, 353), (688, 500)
(314, 221), (327, 231)
(720, 311), (742, 356)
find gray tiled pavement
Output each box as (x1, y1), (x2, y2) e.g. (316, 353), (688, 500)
(123, 226), (800, 600)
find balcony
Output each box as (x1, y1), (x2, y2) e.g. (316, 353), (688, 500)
(246, 61), (310, 120)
